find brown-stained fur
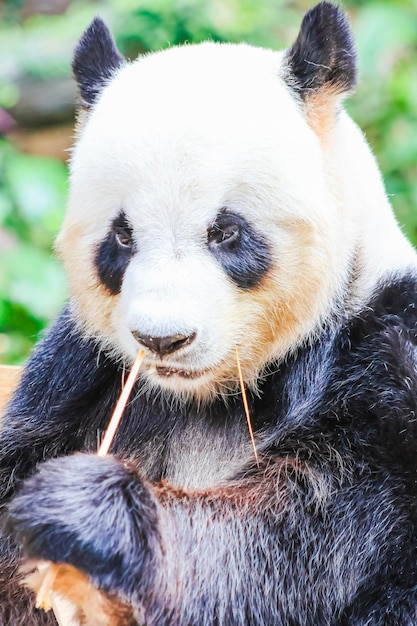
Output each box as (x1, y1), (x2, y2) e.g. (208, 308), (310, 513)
(240, 218), (335, 379)
(304, 87), (342, 146)
(56, 221), (118, 342)
(153, 454), (335, 514)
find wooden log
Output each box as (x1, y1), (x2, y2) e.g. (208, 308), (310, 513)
(0, 365), (22, 418)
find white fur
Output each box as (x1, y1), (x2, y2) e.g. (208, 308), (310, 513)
(57, 41), (417, 400)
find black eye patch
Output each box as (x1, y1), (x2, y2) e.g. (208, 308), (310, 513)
(95, 211), (135, 295)
(207, 212), (271, 289)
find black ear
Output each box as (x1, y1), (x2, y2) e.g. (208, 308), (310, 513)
(72, 17), (125, 108)
(286, 2), (357, 99)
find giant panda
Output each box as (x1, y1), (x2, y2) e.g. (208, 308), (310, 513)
(1, 2), (417, 625)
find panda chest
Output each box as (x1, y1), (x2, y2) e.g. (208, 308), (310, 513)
(136, 419), (252, 490)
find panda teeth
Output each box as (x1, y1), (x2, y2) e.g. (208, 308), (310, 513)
(156, 365), (203, 379)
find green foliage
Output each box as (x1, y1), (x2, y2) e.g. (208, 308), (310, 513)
(0, 140), (67, 363)
(348, 1), (417, 245)
(113, 0), (304, 53)
(0, 0), (416, 364)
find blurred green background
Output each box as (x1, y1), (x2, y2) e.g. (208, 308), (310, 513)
(0, 0), (416, 364)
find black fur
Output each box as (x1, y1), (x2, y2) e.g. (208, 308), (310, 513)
(1, 276), (417, 624)
(7, 454), (159, 599)
(207, 212), (271, 289)
(96, 211), (135, 295)
(72, 17), (125, 108)
(286, 2), (357, 98)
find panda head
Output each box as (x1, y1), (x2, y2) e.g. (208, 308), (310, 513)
(57, 3), (360, 401)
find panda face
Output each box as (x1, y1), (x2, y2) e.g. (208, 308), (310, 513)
(57, 42), (354, 400)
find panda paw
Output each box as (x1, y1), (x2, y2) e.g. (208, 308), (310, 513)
(6, 453), (159, 597)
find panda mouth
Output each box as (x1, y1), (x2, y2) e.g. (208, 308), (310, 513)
(155, 365), (206, 379)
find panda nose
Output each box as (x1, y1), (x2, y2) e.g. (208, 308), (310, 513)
(131, 331), (196, 356)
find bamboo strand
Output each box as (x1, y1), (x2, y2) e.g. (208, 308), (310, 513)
(35, 563), (60, 611)
(35, 350), (145, 617)
(98, 349), (145, 456)
(235, 347), (260, 467)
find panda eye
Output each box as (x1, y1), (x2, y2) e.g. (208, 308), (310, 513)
(207, 214), (241, 250)
(206, 211), (271, 289)
(114, 227), (133, 249)
(96, 211), (135, 296)
(112, 212), (134, 250)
